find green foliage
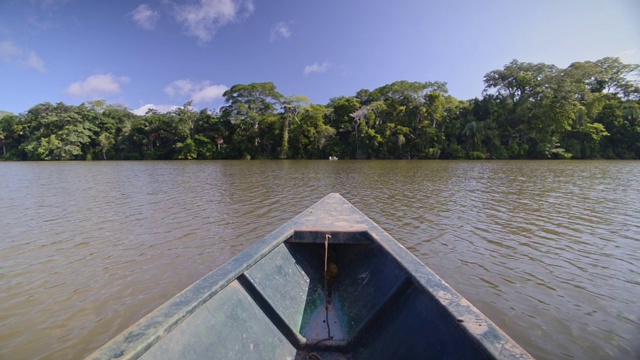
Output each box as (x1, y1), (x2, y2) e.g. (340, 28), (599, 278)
(469, 151), (486, 160)
(3, 57), (639, 161)
(289, 105), (335, 158)
(536, 137), (572, 159)
(176, 138), (197, 160)
(442, 144), (465, 159)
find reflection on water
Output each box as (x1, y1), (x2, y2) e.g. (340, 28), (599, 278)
(0, 160), (638, 359)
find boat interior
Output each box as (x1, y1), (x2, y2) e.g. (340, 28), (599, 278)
(138, 231), (494, 360)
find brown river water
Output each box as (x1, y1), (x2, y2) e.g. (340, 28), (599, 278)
(0, 160), (638, 359)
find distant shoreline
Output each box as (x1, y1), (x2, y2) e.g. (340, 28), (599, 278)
(1, 57), (638, 161)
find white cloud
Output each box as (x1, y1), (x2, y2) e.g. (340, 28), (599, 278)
(269, 22), (291, 42)
(192, 84), (228, 103)
(165, 79), (227, 103)
(304, 61), (331, 75)
(132, 104), (179, 115)
(164, 79), (196, 97)
(66, 73), (130, 97)
(174, 0), (254, 42)
(130, 4), (160, 30)
(0, 40), (47, 72)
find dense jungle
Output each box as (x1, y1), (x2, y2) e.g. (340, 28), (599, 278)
(1, 57), (639, 161)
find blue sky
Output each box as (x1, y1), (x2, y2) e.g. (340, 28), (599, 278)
(1, 0), (639, 115)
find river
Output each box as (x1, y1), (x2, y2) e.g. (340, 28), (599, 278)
(0, 160), (638, 359)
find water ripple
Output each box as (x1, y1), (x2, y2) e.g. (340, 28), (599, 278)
(0, 160), (639, 359)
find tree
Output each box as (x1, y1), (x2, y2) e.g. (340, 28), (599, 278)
(326, 96), (361, 158)
(350, 105), (370, 158)
(97, 132), (114, 160)
(289, 105), (335, 158)
(17, 102), (98, 160)
(462, 121), (482, 153)
(280, 95), (309, 158)
(593, 57), (640, 99)
(221, 82), (283, 158)
(2, 56), (638, 161)
(191, 108), (225, 159)
(170, 102), (199, 159)
(0, 113), (16, 157)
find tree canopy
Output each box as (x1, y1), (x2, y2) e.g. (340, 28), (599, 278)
(2, 57), (639, 161)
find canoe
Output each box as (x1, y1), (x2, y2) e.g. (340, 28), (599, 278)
(89, 193), (533, 359)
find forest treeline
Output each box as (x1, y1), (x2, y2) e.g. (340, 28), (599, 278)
(1, 57), (639, 161)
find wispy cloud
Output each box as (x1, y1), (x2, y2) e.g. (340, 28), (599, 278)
(0, 41), (20, 58)
(269, 22), (291, 42)
(617, 49), (640, 64)
(132, 104), (179, 115)
(130, 4), (160, 30)
(28, 14), (54, 30)
(165, 79), (228, 103)
(173, 0), (254, 42)
(28, 0), (71, 11)
(304, 61), (331, 75)
(25, 51), (46, 72)
(66, 73), (130, 97)
(27, 0), (71, 30)
(0, 40), (47, 72)
(33, 0), (71, 9)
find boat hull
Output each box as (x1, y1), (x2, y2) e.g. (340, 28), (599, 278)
(89, 194), (533, 359)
